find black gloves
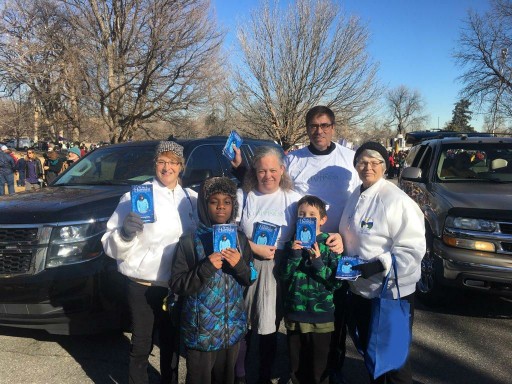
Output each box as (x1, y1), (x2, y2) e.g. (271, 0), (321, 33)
(121, 212), (144, 241)
(352, 259), (385, 279)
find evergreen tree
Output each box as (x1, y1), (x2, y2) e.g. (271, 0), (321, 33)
(446, 99), (474, 132)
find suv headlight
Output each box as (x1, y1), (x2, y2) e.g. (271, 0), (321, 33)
(445, 216), (496, 232)
(443, 215), (496, 252)
(42, 221), (107, 268)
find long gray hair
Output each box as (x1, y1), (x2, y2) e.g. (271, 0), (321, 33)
(242, 146), (293, 193)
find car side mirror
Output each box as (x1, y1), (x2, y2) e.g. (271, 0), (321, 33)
(400, 167), (422, 181)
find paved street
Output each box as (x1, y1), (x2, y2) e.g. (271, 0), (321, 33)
(0, 290), (510, 384)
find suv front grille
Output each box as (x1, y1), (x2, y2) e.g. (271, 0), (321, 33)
(0, 252), (33, 274)
(499, 223), (512, 235)
(0, 227), (38, 275)
(0, 228), (38, 243)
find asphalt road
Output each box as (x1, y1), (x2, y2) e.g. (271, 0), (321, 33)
(0, 290), (510, 384)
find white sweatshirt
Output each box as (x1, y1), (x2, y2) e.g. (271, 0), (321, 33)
(339, 178), (425, 299)
(286, 143), (360, 232)
(101, 179), (198, 286)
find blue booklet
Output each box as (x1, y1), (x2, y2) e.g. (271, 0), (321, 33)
(131, 184), (155, 223)
(295, 217), (316, 249)
(222, 130), (243, 161)
(335, 256), (365, 280)
(213, 224), (238, 252)
(252, 221), (280, 246)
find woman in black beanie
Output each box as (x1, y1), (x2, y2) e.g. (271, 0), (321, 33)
(339, 141), (426, 384)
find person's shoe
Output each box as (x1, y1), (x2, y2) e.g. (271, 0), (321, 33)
(234, 376), (247, 384)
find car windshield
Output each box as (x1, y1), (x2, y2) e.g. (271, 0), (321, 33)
(437, 143), (512, 182)
(54, 144), (156, 186)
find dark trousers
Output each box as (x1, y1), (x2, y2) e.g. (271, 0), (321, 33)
(351, 292), (415, 384)
(186, 342), (240, 384)
(126, 279), (179, 384)
(235, 329), (277, 381)
(287, 330), (331, 384)
(328, 283), (349, 373)
(0, 173), (15, 195)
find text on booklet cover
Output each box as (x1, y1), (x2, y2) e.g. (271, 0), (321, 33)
(131, 184), (155, 223)
(252, 221), (280, 246)
(213, 224), (238, 252)
(295, 217), (316, 249)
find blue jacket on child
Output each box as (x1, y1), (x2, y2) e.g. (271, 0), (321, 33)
(170, 177), (255, 352)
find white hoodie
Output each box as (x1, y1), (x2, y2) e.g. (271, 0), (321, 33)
(101, 179), (197, 287)
(339, 178), (425, 299)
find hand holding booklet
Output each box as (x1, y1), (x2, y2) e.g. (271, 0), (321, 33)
(213, 224), (238, 252)
(335, 255), (366, 280)
(252, 221), (280, 246)
(131, 185), (155, 223)
(295, 217), (316, 249)
(222, 130), (243, 161)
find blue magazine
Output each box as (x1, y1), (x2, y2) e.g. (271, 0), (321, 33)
(252, 221), (280, 246)
(213, 224), (238, 252)
(295, 217), (316, 249)
(335, 256), (365, 280)
(222, 130), (243, 161)
(131, 184), (155, 223)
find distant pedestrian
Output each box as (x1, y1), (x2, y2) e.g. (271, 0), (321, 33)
(24, 148), (43, 191)
(43, 150), (65, 185)
(16, 156), (26, 187)
(0, 145), (16, 195)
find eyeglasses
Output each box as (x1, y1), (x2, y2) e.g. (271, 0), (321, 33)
(356, 160), (384, 169)
(307, 123), (333, 132)
(156, 160), (181, 167)
(27, 151), (34, 154)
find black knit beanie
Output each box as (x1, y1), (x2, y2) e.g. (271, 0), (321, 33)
(353, 141), (389, 169)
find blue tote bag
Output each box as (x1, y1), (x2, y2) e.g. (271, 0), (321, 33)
(365, 255), (411, 379)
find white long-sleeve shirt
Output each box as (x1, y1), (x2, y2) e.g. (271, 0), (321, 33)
(101, 179), (197, 286)
(286, 143), (360, 232)
(339, 178), (425, 299)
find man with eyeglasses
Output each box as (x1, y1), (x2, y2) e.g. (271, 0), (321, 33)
(0, 145), (16, 195)
(285, 105), (360, 384)
(286, 105), (360, 232)
(24, 148), (44, 191)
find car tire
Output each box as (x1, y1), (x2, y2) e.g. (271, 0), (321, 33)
(416, 227), (445, 306)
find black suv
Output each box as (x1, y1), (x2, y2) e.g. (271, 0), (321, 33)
(399, 133), (512, 303)
(0, 137), (280, 334)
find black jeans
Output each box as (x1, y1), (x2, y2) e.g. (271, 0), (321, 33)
(328, 282), (349, 373)
(186, 343), (240, 384)
(126, 279), (179, 384)
(288, 330), (331, 384)
(351, 292), (415, 384)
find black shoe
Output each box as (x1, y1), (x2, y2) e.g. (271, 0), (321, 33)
(235, 376), (247, 384)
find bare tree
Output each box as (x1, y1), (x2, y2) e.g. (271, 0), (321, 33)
(0, 88), (33, 139)
(61, 0), (223, 143)
(0, 0), (73, 142)
(385, 85), (428, 134)
(454, 0), (512, 130)
(232, 0), (380, 150)
(348, 118), (394, 148)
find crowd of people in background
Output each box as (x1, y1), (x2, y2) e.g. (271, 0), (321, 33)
(386, 150), (408, 179)
(0, 141), (101, 194)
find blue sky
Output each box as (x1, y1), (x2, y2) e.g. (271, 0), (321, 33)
(212, 0), (491, 131)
